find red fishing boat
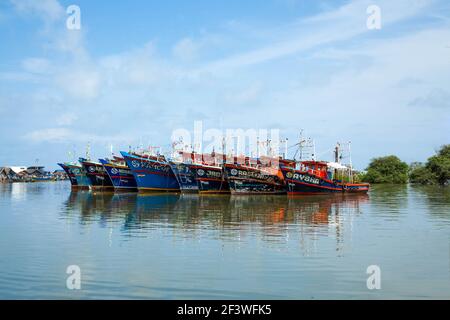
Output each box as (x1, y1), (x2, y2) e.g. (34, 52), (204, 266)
(281, 142), (369, 195)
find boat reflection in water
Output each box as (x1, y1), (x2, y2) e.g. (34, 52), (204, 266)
(62, 191), (369, 250)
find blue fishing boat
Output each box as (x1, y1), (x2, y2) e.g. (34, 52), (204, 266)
(32, 175), (53, 182)
(169, 161), (198, 192)
(169, 151), (229, 194)
(120, 151), (180, 192)
(60, 162), (91, 189)
(99, 157), (137, 191)
(192, 163), (230, 194)
(169, 151), (199, 192)
(79, 158), (114, 191)
(58, 163), (78, 187)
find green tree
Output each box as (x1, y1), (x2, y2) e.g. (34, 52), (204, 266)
(408, 144), (450, 185)
(362, 155), (409, 184)
(408, 162), (435, 185)
(425, 145), (450, 185)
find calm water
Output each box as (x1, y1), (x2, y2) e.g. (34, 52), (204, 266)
(0, 182), (449, 299)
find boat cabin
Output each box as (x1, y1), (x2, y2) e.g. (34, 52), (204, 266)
(298, 161), (330, 179)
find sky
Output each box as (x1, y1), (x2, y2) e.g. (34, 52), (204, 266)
(0, 0), (449, 170)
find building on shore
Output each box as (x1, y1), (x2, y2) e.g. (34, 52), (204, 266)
(0, 167), (19, 183)
(0, 166), (63, 183)
(52, 169), (68, 181)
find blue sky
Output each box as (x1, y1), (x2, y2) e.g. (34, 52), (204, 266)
(0, 0), (449, 170)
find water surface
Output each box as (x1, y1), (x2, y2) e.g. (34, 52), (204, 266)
(0, 182), (449, 299)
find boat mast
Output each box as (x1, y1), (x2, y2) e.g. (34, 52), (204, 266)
(334, 142), (340, 181)
(293, 130), (315, 162)
(256, 135), (259, 159)
(299, 130), (304, 161)
(284, 138), (288, 159)
(348, 141), (353, 183)
(86, 142), (91, 161)
(267, 137), (272, 158)
(312, 139), (316, 161)
(334, 143), (340, 163)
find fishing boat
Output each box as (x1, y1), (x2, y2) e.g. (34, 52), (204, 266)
(281, 142), (369, 195)
(120, 151), (180, 192)
(99, 157), (137, 191)
(193, 163), (230, 194)
(224, 158), (286, 194)
(169, 152), (199, 192)
(223, 138), (293, 195)
(184, 152), (229, 194)
(58, 163), (78, 187)
(79, 158), (114, 191)
(32, 175), (53, 182)
(58, 162), (91, 189)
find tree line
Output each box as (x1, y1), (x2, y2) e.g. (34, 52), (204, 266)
(359, 145), (450, 185)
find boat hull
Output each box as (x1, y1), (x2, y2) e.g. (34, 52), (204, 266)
(121, 152), (180, 192)
(80, 160), (114, 191)
(224, 164), (286, 194)
(169, 162), (198, 192)
(58, 163), (78, 187)
(281, 167), (369, 194)
(192, 164), (230, 194)
(339, 183), (370, 193)
(65, 163), (91, 189)
(100, 159), (137, 191)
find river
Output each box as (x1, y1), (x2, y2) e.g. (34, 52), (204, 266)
(0, 182), (449, 299)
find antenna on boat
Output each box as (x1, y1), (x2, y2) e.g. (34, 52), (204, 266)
(334, 142), (340, 163)
(86, 142), (91, 161)
(312, 139), (316, 161)
(348, 141), (353, 183)
(284, 138), (288, 159)
(267, 138), (272, 158)
(297, 129), (303, 161)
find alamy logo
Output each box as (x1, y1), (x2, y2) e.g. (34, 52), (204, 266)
(366, 265), (381, 290)
(66, 5), (81, 30)
(366, 5), (381, 30)
(66, 265), (81, 290)
(171, 121), (283, 168)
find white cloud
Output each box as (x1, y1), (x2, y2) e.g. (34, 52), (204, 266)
(199, 0), (432, 74)
(24, 127), (135, 144)
(56, 113), (78, 126)
(10, 0), (65, 23)
(0, 71), (38, 82)
(173, 38), (198, 61)
(21, 58), (50, 74)
(99, 42), (176, 87)
(56, 69), (100, 100)
(223, 83), (263, 106)
(409, 88), (450, 109)
(24, 128), (71, 143)
(52, 28), (87, 59)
